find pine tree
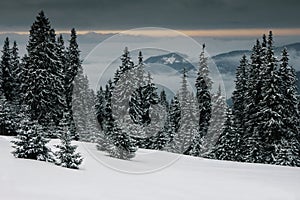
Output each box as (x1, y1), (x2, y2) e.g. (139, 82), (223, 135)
(0, 38), (21, 135)
(159, 89), (169, 110)
(242, 39), (264, 162)
(213, 108), (241, 161)
(10, 41), (21, 101)
(274, 48), (300, 166)
(168, 69), (198, 154)
(112, 47), (138, 121)
(22, 11), (65, 126)
(73, 71), (96, 141)
(66, 28), (81, 136)
(1, 37), (14, 101)
(55, 113), (83, 169)
(187, 68), (212, 156)
(256, 31), (284, 163)
(95, 86), (106, 130)
(12, 113), (53, 161)
(198, 44), (213, 90)
(231, 55), (248, 134)
(206, 85), (226, 152)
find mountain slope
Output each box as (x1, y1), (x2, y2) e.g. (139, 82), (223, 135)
(1, 136), (300, 200)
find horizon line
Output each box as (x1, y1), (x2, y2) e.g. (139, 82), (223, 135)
(1, 28), (300, 37)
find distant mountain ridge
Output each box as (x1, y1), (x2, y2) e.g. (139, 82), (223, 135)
(212, 42), (300, 75)
(143, 42), (300, 98)
(144, 52), (196, 71)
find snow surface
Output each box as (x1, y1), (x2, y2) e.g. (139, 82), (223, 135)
(1, 135), (300, 200)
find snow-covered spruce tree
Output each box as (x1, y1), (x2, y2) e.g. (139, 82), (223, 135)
(65, 28), (81, 137)
(128, 75), (159, 126)
(169, 69), (197, 153)
(10, 41), (21, 101)
(165, 95), (181, 152)
(198, 44), (213, 90)
(255, 31), (284, 163)
(242, 39), (264, 162)
(205, 85), (226, 153)
(12, 110), (53, 161)
(231, 55), (248, 135)
(73, 71), (97, 141)
(128, 69), (161, 149)
(185, 65), (212, 156)
(55, 113), (83, 169)
(102, 90), (137, 159)
(0, 38), (21, 135)
(274, 48), (300, 166)
(95, 86), (106, 130)
(212, 108), (241, 161)
(21, 11), (65, 127)
(1, 37), (14, 101)
(159, 89), (169, 110)
(112, 47), (138, 121)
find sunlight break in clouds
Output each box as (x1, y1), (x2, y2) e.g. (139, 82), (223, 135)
(2, 28), (300, 37)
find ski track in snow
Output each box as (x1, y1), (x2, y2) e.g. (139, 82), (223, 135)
(1, 136), (300, 200)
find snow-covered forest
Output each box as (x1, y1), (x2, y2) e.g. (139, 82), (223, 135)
(0, 10), (300, 174)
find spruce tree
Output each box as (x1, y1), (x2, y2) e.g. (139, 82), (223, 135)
(159, 89), (169, 110)
(169, 69), (198, 154)
(274, 48), (300, 166)
(66, 28), (81, 136)
(187, 70), (211, 156)
(0, 38), (21, 135)
(22, 11), (65, 126)
(12, 112), (53, 161)
(213, 108), (241, 161)
(95, 86), (106, 130)
(1, 37), (14, 101)
(10, 41), (21, 101)
(55, 113), (83, 169)
(256, 31), (283, 163)
(242, 39), (264, 162)
(206, 85), (226, 152)
(231, 55), (248, 134)
(198, 44), (213, 90)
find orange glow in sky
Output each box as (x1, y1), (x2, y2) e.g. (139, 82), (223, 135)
(1, 28), (300, 37)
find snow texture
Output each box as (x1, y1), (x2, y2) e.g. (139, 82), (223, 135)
(1, 136), (300, 200)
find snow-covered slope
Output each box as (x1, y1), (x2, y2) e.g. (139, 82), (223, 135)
(1, 136), (300, 200)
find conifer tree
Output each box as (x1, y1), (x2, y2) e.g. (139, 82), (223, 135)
(22, 11), (65, 126)
(1, 37), (14, 101)
(256, 31), (283, 163)
(55, 113), (83, 169)
(10, 41), (21, 101)
(242, 39), (264, 161)
(231, 55), (248, 133)
(0, 38), (21, 135)
(274, 48), (300, 166)
(165, 96), (181, 152)
(206, 85), (226, 151)
(188, 71), (211, 155)
(198, 44), (213, 90)
(159, 89), (169, 110)
(95, 86), (106, 130)
(66, 29), (81, 136)
(12, 112), (53, 161)
(213, 108), (241, 161)
(169, 69), (198, 153)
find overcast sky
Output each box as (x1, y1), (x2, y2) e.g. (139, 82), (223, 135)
(0, 0), (299, 32)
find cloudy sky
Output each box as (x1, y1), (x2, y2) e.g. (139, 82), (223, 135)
(0, 0), (299, 36)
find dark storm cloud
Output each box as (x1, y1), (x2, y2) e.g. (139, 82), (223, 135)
(0, 0), (299, 31)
